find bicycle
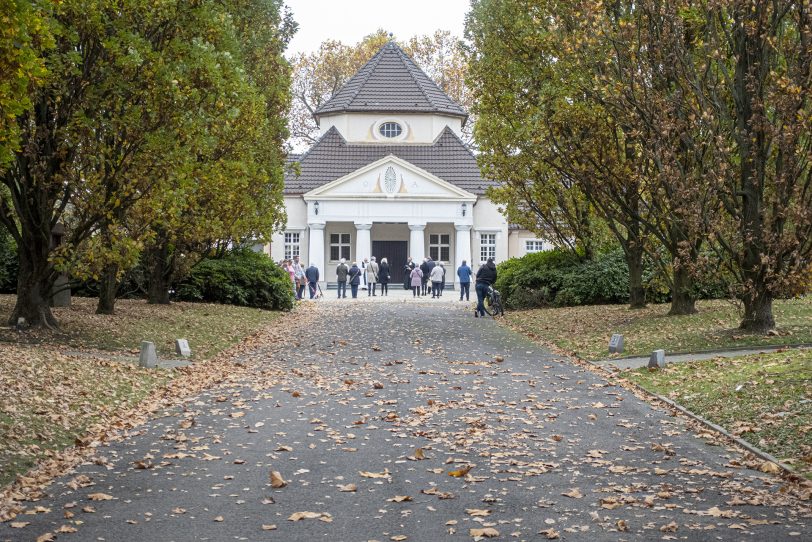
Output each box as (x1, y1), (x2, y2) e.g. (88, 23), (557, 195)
(483, 285), (504, 317)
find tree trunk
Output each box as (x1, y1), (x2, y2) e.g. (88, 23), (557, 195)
(740, 288), (775, 332)
(96, 263), (119, 314)
(147, 240), (171, 304)
(668, 264), (697, 315)
(10, 238), (58, 328)
(626, 242), (646, 309)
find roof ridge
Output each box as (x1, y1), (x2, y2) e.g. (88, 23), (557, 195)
(394, 44), (435, 110)
(435, 125), (478, 160)
(342, 44), (389, 111)
(293, 126), (345, 164)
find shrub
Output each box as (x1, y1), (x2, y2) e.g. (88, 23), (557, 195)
(176, 249), (294, 311)
(0, 230), (18, 293)
(497, 246), (736, 309)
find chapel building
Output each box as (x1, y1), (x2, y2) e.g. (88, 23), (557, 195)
(271, 41), (545, 287)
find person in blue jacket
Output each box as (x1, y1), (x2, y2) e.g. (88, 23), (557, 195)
(457, 260), (472, 301)
(305, 263), (320, 299)
(348, 262), (363, 298)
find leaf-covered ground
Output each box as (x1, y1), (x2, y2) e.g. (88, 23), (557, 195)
(625, 349), (812, 479)
(0, 295), (280, 360)
(0, 346), (167, 487)
(2, 302), (809, 541)
(503, 298), (812, 360)
(0, 295), (282, 488)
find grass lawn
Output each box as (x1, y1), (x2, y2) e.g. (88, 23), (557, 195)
(625, 348), (812, 479)
(0, 295), (282, 487)
(0, 295), (280, 360)
(0, 345), (168, 487)
(504, 297), (812, 360)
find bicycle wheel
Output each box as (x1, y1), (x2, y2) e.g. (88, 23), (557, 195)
(483, 294), (497, 318)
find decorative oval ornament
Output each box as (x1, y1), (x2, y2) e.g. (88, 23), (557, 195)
(384, 166), (397, 194)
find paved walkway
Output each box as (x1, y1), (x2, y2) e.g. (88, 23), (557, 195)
(3, 303), (809, 541)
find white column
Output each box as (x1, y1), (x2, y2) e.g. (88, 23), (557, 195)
(308, 222), (326, 284)
(354, 222), (372, 263)
(408, 223), (426, 261)
(454, 224), (472, 287)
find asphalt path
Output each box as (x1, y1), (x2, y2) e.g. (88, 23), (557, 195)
(3, 302), (809, 541)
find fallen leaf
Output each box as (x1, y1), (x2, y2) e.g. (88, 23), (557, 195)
(9, 522), (29, 528)
(387, 495), (413, 502)
(288, 511), (331, 521)
(448, 465), (473, 477)
(87, 493), (114, 501)
(270, 470), (287, 488)
(338, 483), (357, 492)
(539, 528), (560, 539)
(360, 469), (390, 479)
(562, 488), (583, 499)
(261, 524), (277, 531)
(465, 508), (491, 517)
(214, 516), (224, 522)
(470, 527), (499, 538)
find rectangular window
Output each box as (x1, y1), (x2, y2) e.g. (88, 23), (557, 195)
(329, 233), (351, 261)
(284, 232), (300, 260)
(480, 233), (496, 263)
(429, 233), (450, 262)
(525, 240), (546, 253)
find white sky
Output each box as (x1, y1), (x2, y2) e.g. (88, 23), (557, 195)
(284, 0), (471, 57)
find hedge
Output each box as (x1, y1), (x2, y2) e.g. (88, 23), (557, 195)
(176, 249), (295, 311)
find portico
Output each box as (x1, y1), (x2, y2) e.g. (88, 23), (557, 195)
(297, 154), (475, 286)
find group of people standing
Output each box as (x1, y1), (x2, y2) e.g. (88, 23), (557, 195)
(335, 257), (391, 299)
(280, 255), (320, 300)
(279, 253), (498, 315)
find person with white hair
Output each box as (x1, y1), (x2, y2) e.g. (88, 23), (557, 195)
(335, 258), (349, 299)
(305, 262), (320, 299)
(366, 256), (380, 296)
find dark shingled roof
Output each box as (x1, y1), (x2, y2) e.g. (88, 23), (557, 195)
(284, 126), (495, 195)
(313, 41), (467, 121)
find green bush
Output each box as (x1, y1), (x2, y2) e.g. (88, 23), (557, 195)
(497, 246), (735, 309)
(0, 229), (18, 293)
(176, 249), (294, 311)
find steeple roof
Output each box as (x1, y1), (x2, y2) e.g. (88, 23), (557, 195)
(313, 41), (468, 121)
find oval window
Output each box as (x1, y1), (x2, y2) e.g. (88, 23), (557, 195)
(378, 122), (402, 138)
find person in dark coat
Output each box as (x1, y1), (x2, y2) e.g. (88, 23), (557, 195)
(403, 257), (415, 290)
(475, 258), (497, 317)
(419, 258), (430, 296)
(348, 262), (362, 298)
(438, 262), (446, 297)
(305, 263), (320, 299)
(457, 260), (472, 301)
(335, 258), (349, 299)
(378, 258), (391, 296)
(425, 257), (436, 296)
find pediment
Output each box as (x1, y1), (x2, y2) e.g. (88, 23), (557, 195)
(303, 155), (476, 201)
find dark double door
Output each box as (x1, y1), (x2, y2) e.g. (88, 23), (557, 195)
(372, 240), (408, 285)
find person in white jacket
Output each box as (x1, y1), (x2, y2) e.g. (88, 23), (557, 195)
(429, 264), (444, 299)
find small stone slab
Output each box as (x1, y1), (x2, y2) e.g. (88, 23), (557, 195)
(139, 341), (158, 368)
(608, 334), (624, 354)
(648, 349), (666, 369)
(175, 338), (191, 358)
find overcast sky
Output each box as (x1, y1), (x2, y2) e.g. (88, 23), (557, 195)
(284, 0), (471, 57)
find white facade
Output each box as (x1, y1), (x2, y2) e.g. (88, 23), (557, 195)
(272, 42), (536, 287)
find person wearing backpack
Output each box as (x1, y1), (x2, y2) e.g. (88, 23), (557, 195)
(348, 262), (362, 298)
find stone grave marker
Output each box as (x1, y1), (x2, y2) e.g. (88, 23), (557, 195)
(139, 341), (158, 368)
(647, 349), (666, 369)
(175, 338), (191, 358)
(608, 334), (624, 354)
